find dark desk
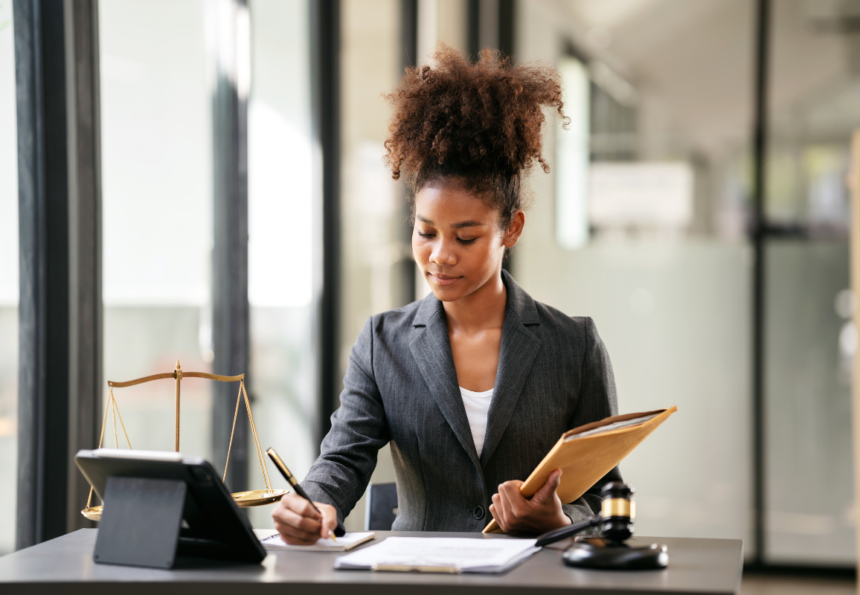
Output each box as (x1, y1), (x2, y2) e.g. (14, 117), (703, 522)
(0, 529), (742, 595)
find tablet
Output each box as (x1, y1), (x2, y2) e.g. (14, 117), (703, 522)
(75, 449), (266, 564)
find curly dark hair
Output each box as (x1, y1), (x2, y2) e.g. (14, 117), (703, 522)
(384, 43), (567, 228)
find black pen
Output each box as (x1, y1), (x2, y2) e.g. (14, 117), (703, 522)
(266, 447), (346, 540)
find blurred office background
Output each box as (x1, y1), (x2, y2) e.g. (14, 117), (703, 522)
(2, 0), (859, 578)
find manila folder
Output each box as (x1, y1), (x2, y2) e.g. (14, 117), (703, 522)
(483, 406), (677, 534)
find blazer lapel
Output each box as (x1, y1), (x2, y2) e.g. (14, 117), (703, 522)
(409, 294), (482, 468)
(480, 272), (542, 466)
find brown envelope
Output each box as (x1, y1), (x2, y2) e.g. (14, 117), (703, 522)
(483, 406), (677, 534)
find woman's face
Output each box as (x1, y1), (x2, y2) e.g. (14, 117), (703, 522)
(412, 182), (523, 303)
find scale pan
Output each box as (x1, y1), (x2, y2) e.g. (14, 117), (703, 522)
(232, 488), (288, 508)
(82, 506), (103, 522)
(79, 488), (286, 522)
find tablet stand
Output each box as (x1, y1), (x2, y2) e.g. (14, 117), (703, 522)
(93, 476), (187, 569)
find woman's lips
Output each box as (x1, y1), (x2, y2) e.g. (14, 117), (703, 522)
(429, 273), (461, 287)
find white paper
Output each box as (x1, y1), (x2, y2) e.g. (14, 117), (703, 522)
(334, 537), (540, 574)
(565, 413), (658, 441)
(255, 529), (375, 551)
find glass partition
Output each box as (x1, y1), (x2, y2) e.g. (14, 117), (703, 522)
(763, 0), (859, 565)
(516, 0), (755, 550)
(338, 0), (402, 531)
(336, 0), (471, 531)
(0, 0), (18, 556)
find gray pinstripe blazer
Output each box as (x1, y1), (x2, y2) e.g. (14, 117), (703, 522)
(302, 270), (622, 532)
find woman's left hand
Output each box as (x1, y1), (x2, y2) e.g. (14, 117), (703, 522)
(489, 468), (571, 534)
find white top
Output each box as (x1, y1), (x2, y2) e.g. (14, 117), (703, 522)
(459, 386), (494, 457)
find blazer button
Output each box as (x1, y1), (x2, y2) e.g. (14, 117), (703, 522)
(473, 505), (485, 520)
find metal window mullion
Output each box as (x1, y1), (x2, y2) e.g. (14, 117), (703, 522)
(398, 0), (417, 307)
(751, 0), (770, 568)
(310, 0), (341, 449)
(15, 0), (71, 549)
(65, 0), (103, 534)
(210, 0), (250, 493)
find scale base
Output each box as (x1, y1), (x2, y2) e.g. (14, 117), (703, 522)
(563, 538), (668, 570)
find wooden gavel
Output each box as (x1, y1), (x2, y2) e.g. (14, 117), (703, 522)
(536, 482), (635, 547)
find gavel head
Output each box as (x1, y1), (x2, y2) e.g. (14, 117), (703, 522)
(599, 482), (635, 543)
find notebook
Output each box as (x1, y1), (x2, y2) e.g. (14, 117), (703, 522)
(483, 407), (677, 534)
(254, 529), (375, 552)
(333, 537), (540, 574)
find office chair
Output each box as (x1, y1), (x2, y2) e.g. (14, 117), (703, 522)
(364, 482), (398, 531)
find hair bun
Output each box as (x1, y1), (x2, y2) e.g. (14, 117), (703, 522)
(384, 43), (567, 185)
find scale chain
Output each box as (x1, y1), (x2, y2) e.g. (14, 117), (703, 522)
(241, 381), (272, 492)
(86, 389), (133, 510)
(112, 389), (133, 450)
(222, 383), (245, 484)
(112, 393), (118, 449)
(221, 381), (273, 494)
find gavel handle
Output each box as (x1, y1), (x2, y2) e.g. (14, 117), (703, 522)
(535, 516), (602, 547)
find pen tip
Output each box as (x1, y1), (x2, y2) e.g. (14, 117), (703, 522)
(329, 531), (337, 542)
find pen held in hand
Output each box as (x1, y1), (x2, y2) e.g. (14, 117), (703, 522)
(266, 447), (343, 541)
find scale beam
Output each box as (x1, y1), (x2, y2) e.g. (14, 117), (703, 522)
(107, 371), (245, 388)
(81, 361), (284, 522)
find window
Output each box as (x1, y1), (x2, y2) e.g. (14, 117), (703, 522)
(0, 0), (17, 556)
(245, 0), (316, 528)
(555, 54), (590, 250)
(99, 0), (214, 462)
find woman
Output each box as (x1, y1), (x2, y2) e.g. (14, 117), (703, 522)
(272, 45), (621, 544)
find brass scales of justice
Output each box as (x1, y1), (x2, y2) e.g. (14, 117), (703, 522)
(81, 361), (289, 521)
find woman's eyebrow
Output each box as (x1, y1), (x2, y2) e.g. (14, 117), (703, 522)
(415, 215), (484, 229)
(450, 220), (484, 229)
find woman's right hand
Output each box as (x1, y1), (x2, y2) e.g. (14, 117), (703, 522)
(271, 493), (339, 545)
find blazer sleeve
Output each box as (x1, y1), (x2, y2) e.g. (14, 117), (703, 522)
(561, 316), (623, 524)
(301, 317), (391, 523)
